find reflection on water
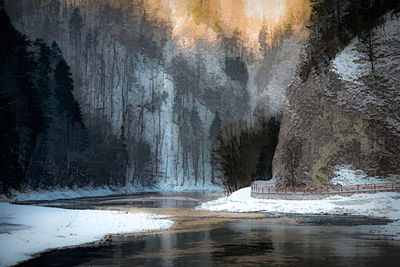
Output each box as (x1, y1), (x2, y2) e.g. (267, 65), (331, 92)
(19, 220), (400, 267)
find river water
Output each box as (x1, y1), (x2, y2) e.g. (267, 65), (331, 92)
(15, 193), (400, 267)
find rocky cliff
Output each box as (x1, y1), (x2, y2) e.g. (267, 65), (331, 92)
(5, 0), (308, 190)
(274, 11), (400, 186)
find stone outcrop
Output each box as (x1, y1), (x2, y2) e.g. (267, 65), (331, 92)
(273, 12), (400, 186)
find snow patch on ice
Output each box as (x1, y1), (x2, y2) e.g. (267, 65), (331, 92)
(0, 203), (173, 267)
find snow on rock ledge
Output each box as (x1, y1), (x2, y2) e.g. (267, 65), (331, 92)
(331, 165), (389, 186)
(0, 203), (173, 266)
(332, 38), (371, 85)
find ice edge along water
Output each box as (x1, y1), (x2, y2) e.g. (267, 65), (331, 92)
(9, 182), (223, 202)
(0, 203), (173, 267)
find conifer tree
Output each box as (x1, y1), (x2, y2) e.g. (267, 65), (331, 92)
(54, 58), (75, 117)
(49, 41), (63, 67)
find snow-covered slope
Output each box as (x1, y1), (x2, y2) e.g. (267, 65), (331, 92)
(332, 38), (371, 85)
(330, 165), (391, 186)
(332, 11), (400, 88)
(0, 203), (173, 266)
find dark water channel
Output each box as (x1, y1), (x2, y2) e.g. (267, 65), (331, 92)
(13, 192), (216, 209)
(16, 193), (400, 267)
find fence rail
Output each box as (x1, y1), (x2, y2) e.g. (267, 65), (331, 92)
(251, 181), (400, 196)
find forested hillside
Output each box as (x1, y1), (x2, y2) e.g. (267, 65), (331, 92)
(0, 4), (90, 192)
(3, 0), (312, 192)
(4, 0), (397, 194)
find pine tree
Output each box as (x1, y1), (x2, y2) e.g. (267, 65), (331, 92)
(346, 0), (381, 72)
(33, 39), (55, 126)
(54, 58), (75, 117)
(0, 7), (45, 190)
(49, 41), (63, 67)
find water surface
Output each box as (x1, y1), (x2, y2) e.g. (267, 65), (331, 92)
(19, 220), (400, 267)
(13, 193), (400, 267)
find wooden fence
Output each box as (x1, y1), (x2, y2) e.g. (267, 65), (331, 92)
(251, 181), (400, 200)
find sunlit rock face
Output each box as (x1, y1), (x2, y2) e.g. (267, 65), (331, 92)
(5, 0), (311, 188)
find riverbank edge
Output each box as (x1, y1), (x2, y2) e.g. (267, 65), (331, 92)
(0, 203), (173, 267)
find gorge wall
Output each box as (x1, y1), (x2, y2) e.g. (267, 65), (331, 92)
(274, 9), (400, 186)
(5, 0), (310, 190)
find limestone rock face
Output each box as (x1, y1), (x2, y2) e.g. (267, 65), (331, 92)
(273, 13), (400, 186)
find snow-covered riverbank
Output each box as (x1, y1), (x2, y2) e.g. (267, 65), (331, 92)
(7, 183), (222, 202)
(198, 187), (400, 239)
(0, 203), (173, 267)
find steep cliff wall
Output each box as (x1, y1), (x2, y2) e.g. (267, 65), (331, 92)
(5, 0), (306, 190)
(274, 12), (400, 186)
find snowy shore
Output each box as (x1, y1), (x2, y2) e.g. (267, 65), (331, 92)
(8, 182), (222, 202)
(0, 203), (173, 267)
(198, 187), (400, 239)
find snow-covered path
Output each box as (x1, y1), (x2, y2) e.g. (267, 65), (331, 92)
(0, 203), (173, 267)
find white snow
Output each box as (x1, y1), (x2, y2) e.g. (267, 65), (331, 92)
(332, 38), (371, 85)
(0, 203), (173, 267)
(9, 186), (136, 202)
(331, 165), (388, 186)
(198, 187), (400, 239)
(9, 183), (222, 202)
(332, 11), (400, 88)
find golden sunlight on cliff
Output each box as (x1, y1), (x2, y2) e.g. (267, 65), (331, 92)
(143, 0), (312, 51)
